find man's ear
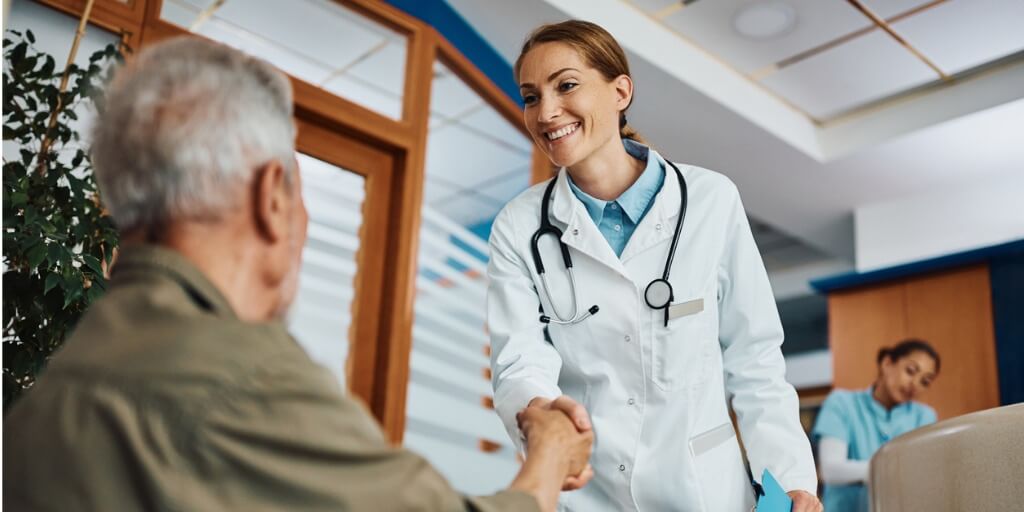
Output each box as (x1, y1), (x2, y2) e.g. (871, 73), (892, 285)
(252, 160), (290, 243)
(614, 74), (633, 112)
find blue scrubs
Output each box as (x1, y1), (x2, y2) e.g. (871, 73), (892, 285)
(812, 388), (937, 512)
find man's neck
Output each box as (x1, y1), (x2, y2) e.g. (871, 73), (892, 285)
(121, 224), (279, 322)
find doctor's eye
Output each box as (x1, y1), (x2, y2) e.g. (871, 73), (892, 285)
(558, 81), (579, 93)
(521, 92), (539, 105)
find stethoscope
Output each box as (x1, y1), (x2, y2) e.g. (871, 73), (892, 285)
(530, 159), (687, 327)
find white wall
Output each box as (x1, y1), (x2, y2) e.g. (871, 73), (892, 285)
(855, 170), (1024, 272)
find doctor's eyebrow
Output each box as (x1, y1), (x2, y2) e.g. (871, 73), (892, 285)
(519, 67), (581, 89)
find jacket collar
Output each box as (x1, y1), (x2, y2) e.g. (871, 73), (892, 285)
(548, 144), (684, 273)
(112, 244), (237, 319)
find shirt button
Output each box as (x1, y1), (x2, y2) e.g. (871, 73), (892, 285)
(619, 464), (626, 472)
(610, 203), (618, 210)
(613, 224), (622, 232)
(627, 398), (635, 405)
(624, 335), (631, 342)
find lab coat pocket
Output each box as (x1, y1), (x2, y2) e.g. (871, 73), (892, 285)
(689, 423), (756, 512)
(651, 302), (713, 392)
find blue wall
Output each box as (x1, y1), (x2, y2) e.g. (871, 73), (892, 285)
(990, 247), (1024, 405)
(383, 0), (521, 106)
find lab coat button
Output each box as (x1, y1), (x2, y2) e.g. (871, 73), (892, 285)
(618, 465), (626, 472)
(624, 335), (631, 342)
(655, 223), (662, 230)
(572, 228), (579, 236)
(627, 398), (635, 405)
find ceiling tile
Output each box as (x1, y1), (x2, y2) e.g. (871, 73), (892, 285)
(212, 0), (390, 70)
(662, 0), (871, 73)
(322, 73), (403, 119)
(425, 123), (530, 188)
(759, 30), (937, 119)
(430, 62), (484, 118)
(890, 0), (1024, 75)
(459, 107), (534, 155)
(345, 40), (408, 97)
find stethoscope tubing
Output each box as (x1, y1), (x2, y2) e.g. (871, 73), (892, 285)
(530, 158), (688, 326)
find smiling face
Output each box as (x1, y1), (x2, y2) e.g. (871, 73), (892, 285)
(517, 42), (632, 169)
(879, 350), (938, 404)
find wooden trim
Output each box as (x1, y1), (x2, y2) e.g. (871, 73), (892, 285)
(34, 0), (145, 35)
(294, 119), (395, 414)
(368, 27), (437, 445)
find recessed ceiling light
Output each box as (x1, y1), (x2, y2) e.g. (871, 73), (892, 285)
(732, 1), (798, 40)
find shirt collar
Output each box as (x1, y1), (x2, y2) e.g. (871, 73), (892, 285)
(112, 244), (237, 319)
(566, 139), (665, 225)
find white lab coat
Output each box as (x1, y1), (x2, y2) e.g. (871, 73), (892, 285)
(486, 149), (817, 511)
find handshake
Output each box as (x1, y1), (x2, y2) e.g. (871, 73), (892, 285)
(508, 396), (595, 511)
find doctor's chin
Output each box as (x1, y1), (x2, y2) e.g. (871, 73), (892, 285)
(3, 1), (1022, 511)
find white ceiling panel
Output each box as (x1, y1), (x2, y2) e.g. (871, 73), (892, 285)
(195, 18), (334, 83)
(859, 0), (941, 19)
(212, 0), (389, 70)
(430, 63), (485, 118)
(322, 73), (403, 119)
(662, 0), (871, 73)
(460, 108), (534, 155)
(760, 30), (937, 119)
(425, 123), (530, 188)
(891, 0), (1024, 75)
(346, 40), (408, 97)
(477, 170), (532, 206)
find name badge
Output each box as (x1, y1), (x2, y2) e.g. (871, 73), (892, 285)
(668, 298), (703, 320)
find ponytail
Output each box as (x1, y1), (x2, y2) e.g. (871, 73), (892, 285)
(619, 114), (647, 145)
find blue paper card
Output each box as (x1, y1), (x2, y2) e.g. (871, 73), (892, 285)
(757, 469), (793, 512)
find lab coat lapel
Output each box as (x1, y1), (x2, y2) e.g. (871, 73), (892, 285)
(620, 154), (683, 263)
(550, 170), (630, 278)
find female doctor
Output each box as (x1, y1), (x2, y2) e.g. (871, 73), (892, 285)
(486, 20), (821, 511)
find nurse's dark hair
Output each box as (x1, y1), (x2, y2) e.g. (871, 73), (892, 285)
(515, 20), (646, 144)
(877, 338), (941, 374)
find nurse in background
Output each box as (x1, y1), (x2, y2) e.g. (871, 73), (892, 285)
(813, 339), (941, 512)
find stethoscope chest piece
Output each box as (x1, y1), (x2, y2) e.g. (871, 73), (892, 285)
(645, 278), (673, 310)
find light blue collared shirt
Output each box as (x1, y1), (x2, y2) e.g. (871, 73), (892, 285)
(812, 387), (937, 512)
(566, 139), (665, 257)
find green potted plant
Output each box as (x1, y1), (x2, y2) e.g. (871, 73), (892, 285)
(3, 28), (122, 410)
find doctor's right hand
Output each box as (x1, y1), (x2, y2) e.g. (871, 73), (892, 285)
(517, 404), (594, 491)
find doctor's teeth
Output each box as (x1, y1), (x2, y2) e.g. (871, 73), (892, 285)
(547, 123), (578, 140)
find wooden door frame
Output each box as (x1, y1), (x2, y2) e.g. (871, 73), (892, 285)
(29, 0), (532, 444)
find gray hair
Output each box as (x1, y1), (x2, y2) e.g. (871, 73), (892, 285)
(91, 37), (296, 232)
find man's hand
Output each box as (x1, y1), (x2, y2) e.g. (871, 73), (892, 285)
(525, 395), (591, 432)
(510, 406), (594, 511)
(787, 490), (823, 512)
(517, 405), (593, 478)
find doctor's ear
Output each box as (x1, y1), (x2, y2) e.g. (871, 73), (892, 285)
(613, 74), (633, 111)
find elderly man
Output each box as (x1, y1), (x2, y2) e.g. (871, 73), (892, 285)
(3, 37), (592, 511)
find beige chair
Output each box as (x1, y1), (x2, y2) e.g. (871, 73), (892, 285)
(870, 403), (1024, 511)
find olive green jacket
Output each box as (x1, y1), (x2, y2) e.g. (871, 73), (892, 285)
(3, 245), (538, 512)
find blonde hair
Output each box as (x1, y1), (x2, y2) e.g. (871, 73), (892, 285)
(515, 20), (645, 144)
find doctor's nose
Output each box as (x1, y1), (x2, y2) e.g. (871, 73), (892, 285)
(536, 96), (562, 124)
